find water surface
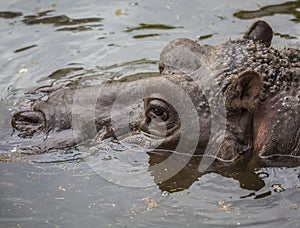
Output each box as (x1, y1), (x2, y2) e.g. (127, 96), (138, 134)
(0, 0), (299, 227)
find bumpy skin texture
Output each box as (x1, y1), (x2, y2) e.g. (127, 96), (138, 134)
(11, 21), (299, 165)
(158, 20), (300, 160)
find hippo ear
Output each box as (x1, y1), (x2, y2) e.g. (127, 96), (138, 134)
(225, 71), (262, 111)
(244, 20), (273, 47)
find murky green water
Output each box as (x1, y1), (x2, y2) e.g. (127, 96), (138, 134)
(0, 0), (299, 227)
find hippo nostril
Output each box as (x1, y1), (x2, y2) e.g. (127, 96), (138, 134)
(11, 111), (46, 136)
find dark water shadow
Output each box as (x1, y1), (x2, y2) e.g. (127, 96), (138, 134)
(147, 150), (300, 195)
(147, 151), (264, 193)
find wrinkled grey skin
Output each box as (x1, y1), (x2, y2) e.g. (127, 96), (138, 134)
(12, 21), (299, 167)
(12, 74), (209, 154)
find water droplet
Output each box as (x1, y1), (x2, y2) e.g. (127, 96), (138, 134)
(161, 191), (169, 197)
(129, 2), (138, 6)
(257, 171), (269, 179)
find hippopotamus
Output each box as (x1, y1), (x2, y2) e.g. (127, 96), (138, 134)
(12, 21), (300, 171)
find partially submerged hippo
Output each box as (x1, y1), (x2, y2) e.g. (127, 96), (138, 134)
(12, 21), (300, 169)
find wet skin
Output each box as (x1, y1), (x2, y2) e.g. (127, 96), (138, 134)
(12, 21), (300, 181)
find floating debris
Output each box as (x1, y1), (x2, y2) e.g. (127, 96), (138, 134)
(115, 9), (128, 16)
(18, 68), (28, 74)
(58, 186), (66, 192)
(143, 196), (158, 211)
(271, 184), (285, 192)
(217, 200), (235, 211)
(0, 154), (10, 162)
(161, 191), (169, 197)
(290, 205), (299, 209)
(49, 3), (56, 8)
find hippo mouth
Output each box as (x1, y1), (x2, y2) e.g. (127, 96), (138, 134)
(139, 98), (180, 138)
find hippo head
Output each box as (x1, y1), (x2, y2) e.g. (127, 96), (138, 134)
(11, 20), (299, 168)
(138, 71), (262, 164)
(139, 21), (277, 165)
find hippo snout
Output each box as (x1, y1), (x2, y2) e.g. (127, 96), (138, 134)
(11, 111), (46, 137)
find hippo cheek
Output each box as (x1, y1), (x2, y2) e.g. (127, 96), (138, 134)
(253, 92), (300, 157)
(11, 110), (46, 137)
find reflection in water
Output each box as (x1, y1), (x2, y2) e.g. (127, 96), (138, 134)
(0, 9), (104, 32)
(56, 24), (102, 32)
(125, 23), (183, 39)
(21, 10), (103, 32)
(234, 1), (300, 22)
(22, 144), (299, 197)
(23, 12), (103, 26)
(14, 44), (37, 53)
(0, 11), (22, 18)
(197, 34), (214, 41)
(274, 32), (298, 39)
(35, 59), (158, 84)
(148, 150), (300, 194)
(125, 23), (183, 32)
(133, 33), (161, 39)
(147, 151), (265, 193)
(1, 144), (299, 200)
(46, 67), (84, 80)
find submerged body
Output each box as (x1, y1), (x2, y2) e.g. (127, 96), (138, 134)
(12, 21), (300, 168)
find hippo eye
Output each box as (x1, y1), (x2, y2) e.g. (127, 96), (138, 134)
(146, 99), (169, 121)
(149, 106), (168, 121)
(151, 107), (167, 118)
